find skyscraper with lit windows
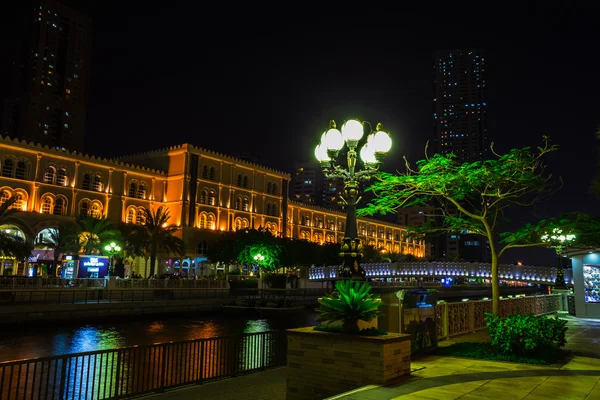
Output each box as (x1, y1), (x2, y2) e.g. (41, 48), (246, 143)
(1, 0), (92, 152)
(433, 49), (487, 162)
(431, 49), (490, 262)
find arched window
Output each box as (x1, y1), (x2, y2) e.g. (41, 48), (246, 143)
(15, 161), (26, 180)
(201, 166), (208, 179)
(207, 214), (215, 229)
(234, 218), (242, 230)
(41, 196), (53, 214)
(91, 203), (102, 219)
(272, 183), (278, 195)
(136, 208), (145, 224)
(235, 196), (242, 210)
(237, 175), (243, 187)
(198, 213), (207, 229)
(137, 182), (147, 199)
(242, 197), (249, 211)
(300, 231), (308, 240)
(126, 207), (135, 224)
(2, 159), (13, 177)
(92, 174), (102, 191)
(196, 240), (207, 254)
(267, 182), (272, 194)
(44, 166), (55, 184)
(128, 181), (137, 197)
(81, 174), (91, 190)
(79, 201), (89, 218)
(56, 168), (68, 186)
(242, 176), (249, 188)
(241, 218), (249, 229)
(11, 193), (24, 211)
(53, 197), (65, 215)
(208, 190), (216, 205)
(209, 167), (215, 180)
(199, 189), (208, 204)
(0, 191), (11, 205)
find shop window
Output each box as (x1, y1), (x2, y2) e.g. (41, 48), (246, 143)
(128, 181), (137, 197)
(81, 174), (91, 190)
(53, 197), (65, 215)
(44, 166), (56, 184)
(584, 265), (600, 303)
(56, 168), (68, 186)
(2, 159), (13, 177)
(79, 201), (89, 218)
(92, 174), (102, 191)
(41, 196), (53, 214)
(15, 161), (26, 180)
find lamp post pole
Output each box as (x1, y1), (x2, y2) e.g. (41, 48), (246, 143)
(315, 119), (392, 280)
(104, 242), (121, 276)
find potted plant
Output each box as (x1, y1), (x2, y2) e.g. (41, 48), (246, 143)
(316, 280), (384, 334)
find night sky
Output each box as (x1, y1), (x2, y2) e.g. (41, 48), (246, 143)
(2, 2), (599, 265)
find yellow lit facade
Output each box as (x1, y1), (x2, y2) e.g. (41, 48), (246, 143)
(0, 136), (423, 276)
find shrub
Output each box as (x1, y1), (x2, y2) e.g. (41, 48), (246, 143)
(484, 312), (568, 356)
(316, 280), (384, 334)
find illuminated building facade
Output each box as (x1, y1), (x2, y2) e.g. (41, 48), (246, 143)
(1, 0), (92, 152)
(0, 136), (423, 276)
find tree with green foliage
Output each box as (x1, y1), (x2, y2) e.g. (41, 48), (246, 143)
(358, 137), (568, 315)
(237, 241), (282, 271)
(0, 197), (33, 263)
(76, 216), (122, 255)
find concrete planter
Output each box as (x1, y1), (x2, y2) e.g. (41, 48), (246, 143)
(286, 327), (412, 400)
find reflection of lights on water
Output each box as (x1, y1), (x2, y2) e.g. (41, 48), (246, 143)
(147, 321), (165, 332)
(244, 319), (270, 334)
(70, 327), (121, 353)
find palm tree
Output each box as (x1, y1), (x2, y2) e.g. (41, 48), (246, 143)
(37, 225), (79, 276)
(76, 217), (122, 255)
(0, 197), (33, 265)
(140, 206), (184, 277)
(121, 223), (150, 276)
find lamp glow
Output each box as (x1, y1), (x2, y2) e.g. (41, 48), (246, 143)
(322, 128), (344, 151)
(369, 130), (392, 153)
(314, 143), (330, 162)
(360, 143), (377, 165)
(341, 119), (364, 143)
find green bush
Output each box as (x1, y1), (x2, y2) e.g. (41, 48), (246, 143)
(316, 280), (384, 334)
(484, 312), (568, 356)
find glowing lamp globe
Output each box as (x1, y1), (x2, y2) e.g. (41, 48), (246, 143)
(322, 128), (344, 151)
(369, 130), (392, 153)
(341, 119), (364, 143)
(360, 143), (377, 165)
(314, 143), (330, 163)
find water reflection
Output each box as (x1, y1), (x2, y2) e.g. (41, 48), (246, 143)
(0, 311), (317, 362)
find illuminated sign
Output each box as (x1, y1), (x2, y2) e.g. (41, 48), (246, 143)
(83, 257), (105, 267)
(87, 267), (100, 273)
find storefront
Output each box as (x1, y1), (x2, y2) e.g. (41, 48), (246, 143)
(77, 256), (110, 279)
(571, 248), (600, 318)
(27, 250), (56, 277)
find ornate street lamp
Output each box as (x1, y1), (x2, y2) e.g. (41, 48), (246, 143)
(314, 119), (392, 280)
(104, 241), (121, 275)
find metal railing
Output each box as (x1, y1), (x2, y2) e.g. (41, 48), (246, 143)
(435, 294), (562, 340)
(0, 330), (287, 400)
(0, 278), (105, 290)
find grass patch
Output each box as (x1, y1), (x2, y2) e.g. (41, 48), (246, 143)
(314, 325), (387, 336)
(436, 342), (563, 365)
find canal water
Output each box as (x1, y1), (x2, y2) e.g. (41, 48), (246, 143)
(0, 311), (318, 362)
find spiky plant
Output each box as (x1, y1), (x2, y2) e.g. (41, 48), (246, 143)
(316, 280), (383, 334)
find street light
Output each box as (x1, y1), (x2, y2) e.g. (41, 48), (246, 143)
(314, 119), (392, 280)
(254, 253), (265, 264)
(104, 242), (121, 276)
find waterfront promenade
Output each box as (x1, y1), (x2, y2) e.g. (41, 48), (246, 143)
(147, 314), (600, 400)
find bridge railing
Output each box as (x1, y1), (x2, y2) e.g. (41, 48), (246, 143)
(435, 294), (562, 340)
(0, 330), (287, 400)
(0, 277), (106, 290)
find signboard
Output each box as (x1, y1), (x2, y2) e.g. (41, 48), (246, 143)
(27, 250), (55, 263)
(77, 256), (109, 278)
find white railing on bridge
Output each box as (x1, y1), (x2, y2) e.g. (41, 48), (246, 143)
(309, 262), (574, 285)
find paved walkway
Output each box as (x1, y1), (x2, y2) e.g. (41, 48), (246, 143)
(145, 313), (600, 400)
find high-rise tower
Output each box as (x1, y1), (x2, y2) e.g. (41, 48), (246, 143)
(433, 49), (487, 163)
(431, 49), (490, 262)
(1, 0), (92, 152)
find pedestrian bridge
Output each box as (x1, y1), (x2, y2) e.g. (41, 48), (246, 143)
(308, 261), (573, 286)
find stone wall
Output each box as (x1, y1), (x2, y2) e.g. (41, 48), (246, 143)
(286, 327), (411, 400)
